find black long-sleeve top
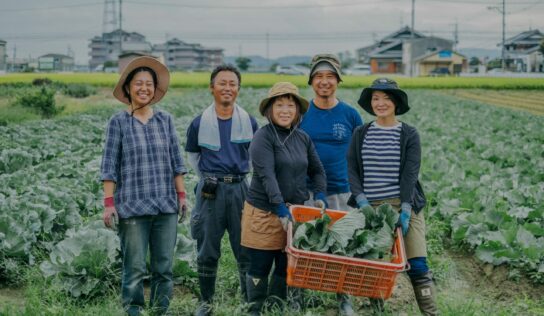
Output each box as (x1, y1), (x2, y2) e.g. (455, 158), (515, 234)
(247, 123), (327, 214)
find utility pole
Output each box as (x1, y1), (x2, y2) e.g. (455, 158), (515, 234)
(119, 0), (123, 56)
(488, 0), (506, 71)
(410, 0), (415, 77)
(501, 0), (506, 71)
(266, 32), (270, 61)
(453, 20), (459, 50)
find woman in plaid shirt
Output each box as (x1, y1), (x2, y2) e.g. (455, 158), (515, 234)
(100, 56), (188, 316)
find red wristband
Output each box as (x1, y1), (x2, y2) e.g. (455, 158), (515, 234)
(104, 197), (114, 208)
(177, 191), (186, 199)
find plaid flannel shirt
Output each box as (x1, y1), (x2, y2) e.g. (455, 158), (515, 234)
(100, 110), (187, 218)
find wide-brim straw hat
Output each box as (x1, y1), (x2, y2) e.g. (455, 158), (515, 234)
(358, 77), (410, 115)
(113, 56), (170, 106)
(259, 82), (309, 116)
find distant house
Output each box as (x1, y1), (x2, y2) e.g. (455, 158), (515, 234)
(89, 29), (152, 71)
(503, 29), (544, 72)
(118, 52), (160, 74)
(7, 58), (37, 72)
(38, 54), (74, 72)
(0, 39), (6, 73)
(413, 50), (467, 76)
(356, 26), (466, 76)
(152, 38), (223, 71)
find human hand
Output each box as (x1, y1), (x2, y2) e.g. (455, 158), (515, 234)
(178, 191), (188, 223)
(398, 207), (411, 236)
(277, 203), (291, 231)
(313, 192), (328, 210)
(103, 197), (118, 230)
(357, 199), (370, 209)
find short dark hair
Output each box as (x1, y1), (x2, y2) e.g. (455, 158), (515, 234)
(123, 66), (158, 101)
(264, 94), (302, 127)
(210, 64), (242, 87)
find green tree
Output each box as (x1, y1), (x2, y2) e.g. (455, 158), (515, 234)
(469, 57), (480, 66)
(235, 57), (251, 71)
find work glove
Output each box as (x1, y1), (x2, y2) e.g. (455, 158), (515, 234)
(356, 193), (370, 208)
(398, 204), (412, 236)
(178, 191), (188, 223)
(313, 192), (328, 210)
(277, 202), (291, 232)
(103, 197), (119, 230)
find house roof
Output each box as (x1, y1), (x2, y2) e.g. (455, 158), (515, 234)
(119, 51), (158, 59)
(504, 29), (543, 45)
(381, 26), (426, 43)
(39, 53), (73, 59)
(368, 40), (403, 59)
(0, 39), (6, 45)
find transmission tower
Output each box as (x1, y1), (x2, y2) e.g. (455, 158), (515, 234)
(102, 0), (118, 34)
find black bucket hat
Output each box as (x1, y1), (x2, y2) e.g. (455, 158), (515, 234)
(357, 78), (409, 115)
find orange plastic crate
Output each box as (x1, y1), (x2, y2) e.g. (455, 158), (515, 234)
(286, 205), (408, 299)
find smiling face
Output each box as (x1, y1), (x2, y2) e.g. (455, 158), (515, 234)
(371, 90), (396, 119)
(270, 95), (298, 129)
(127, 70), (155, 107)
(311, 70), (338, 98)
(210, 70), (239, 107)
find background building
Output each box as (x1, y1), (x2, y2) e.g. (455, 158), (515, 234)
(503, 30), (544, 72)
(152, 38), (223, 71)
(88, 29), (152, 71)
(38, 54), (74, 72)
(0, 39), (6, 73)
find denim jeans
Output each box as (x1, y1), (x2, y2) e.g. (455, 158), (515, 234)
(118, 213), (178, 315)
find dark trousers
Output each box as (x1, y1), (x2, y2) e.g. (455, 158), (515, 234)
(191, 179), (250, 275)
(247, 248), (287, 278)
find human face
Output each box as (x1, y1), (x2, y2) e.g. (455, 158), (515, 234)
(128, 71), (155, 107)
(271, 96), (298, 129)
(210, 71), (239, 106)
(371, 90), (396, 119)
(311, 70), (338, 98)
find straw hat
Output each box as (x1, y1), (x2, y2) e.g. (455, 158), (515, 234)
(258, 82), (309, 115)
(113, 56), (170, 106)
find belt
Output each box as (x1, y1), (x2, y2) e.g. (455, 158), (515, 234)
(203, 173), (246, 183)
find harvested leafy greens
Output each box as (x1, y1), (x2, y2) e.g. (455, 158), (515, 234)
(293, 204), (399, 260)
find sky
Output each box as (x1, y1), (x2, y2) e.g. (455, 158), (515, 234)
(1, 0), (543, 64)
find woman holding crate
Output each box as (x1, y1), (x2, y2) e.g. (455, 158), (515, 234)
(240, 82), (327, 315)
(100, 56), (188, 316)
(347, 78), (438, 315)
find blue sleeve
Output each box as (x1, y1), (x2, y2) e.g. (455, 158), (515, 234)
(353, 108), (363, 129)
(251, 116), (259, 133)
(168, 114), (188, 175)
(100, 116), (121, 182)
(185, 116), (201, 153)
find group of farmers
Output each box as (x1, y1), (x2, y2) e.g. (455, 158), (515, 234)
(100, 53), (439, 316)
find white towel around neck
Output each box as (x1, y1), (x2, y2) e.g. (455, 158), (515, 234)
(198, 103), (254, 151)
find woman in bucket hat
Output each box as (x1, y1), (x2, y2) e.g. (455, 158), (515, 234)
(101, 56), (188, 315)
(241, 82), (327, 315)
(347, 78), (438, 315)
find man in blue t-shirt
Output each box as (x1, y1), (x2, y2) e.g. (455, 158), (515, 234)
(185, 64), (258, 316)
(300, 54), (362, 316)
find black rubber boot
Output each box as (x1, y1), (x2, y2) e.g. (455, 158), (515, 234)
(267, 275), (287, 312)
(195, 275), (216, 316)
(246, 274), (269, 316)
(337, 293), (356, 316)
(239, 268), (249, 303)
(410, 271), (439, 316)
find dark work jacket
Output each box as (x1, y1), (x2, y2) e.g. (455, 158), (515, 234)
(347, 121), (427, 213)
(247, 123), (327, 214)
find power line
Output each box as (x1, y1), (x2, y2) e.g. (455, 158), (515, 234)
(2, 2), (103, 12)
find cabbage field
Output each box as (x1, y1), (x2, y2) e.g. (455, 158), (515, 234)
(0, 84), (543, 315)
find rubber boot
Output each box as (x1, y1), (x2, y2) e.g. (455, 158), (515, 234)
(337, 293), (356, 316)
(246, 274), (269, 316)
(410, 272), (439, 316)
(267, 275), (287, 312)
(195, 275), (216, 316)
(239, 269), (249, 303)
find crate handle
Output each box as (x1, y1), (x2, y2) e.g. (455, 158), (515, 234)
(399, 261), (411, 273)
